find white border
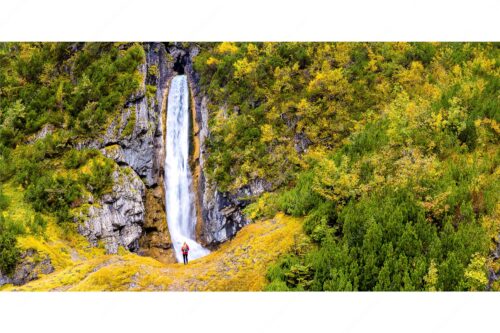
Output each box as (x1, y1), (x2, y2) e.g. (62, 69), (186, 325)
(1, 292), (499, 332)
(0, 0), (498, 41)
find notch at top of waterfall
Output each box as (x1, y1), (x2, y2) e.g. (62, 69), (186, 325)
(165, 75), (210, 263)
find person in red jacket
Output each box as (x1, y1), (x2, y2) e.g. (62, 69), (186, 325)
(181, 241), (190, 265)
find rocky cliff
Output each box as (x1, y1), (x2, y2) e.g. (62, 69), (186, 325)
(73, 43), (174, 260)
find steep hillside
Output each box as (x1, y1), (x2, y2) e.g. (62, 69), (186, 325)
(0, 42), (499, 291)
(194, 42), (500, 291)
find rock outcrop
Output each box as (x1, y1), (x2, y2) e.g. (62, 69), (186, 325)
(487, 239), (500, 290)
(0, 249), (54, 287)
(200, 177), (272, 245)
(78, 166), (146, 254)
(26, 123), (55, 144)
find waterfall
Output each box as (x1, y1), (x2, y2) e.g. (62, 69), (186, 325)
(165, 75), (210, 263)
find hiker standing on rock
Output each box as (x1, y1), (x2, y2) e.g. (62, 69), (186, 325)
(181, 241), (190, 265)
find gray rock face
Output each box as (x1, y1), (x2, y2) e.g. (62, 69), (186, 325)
(200, 178), (272, 245)
(0, 249), (54, 287)
(294, 132), (312, 154)
(75, 42), (268, 253)
(26, 123), (55, 144)
(78, 167), (146, 254)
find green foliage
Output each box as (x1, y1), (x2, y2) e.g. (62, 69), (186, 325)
(243, 192), (280, 220)
(79, 159), (115, 197)
(0, 145), (13, 182)
(284, 264), (314, 290)
(0, 43), (143, 279)
(463, 253), (489, 291)
(146, 84), (157, 98)
(27, 213), (48, 237)
(0, 42), (145, 143)
(278, 171), (323, 216)
(0, 187), (9, 211)
(264, 254), (300, 291)
(63, 148), (99, 169)
(0, 42), (140, 237)
(0, 100), (27, 147)
(24, 174), (81, 224)
(196, 43), (500, 291)
(423, 260), (439, 291)
(268, 185), (492, 291)
(121, 107), (136, 138)
(195, 42), (498, 195)
(0, 215), (22, 276)
(0, 42), (498, 291)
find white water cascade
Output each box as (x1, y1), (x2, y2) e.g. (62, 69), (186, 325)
(165, 75), (210, 262)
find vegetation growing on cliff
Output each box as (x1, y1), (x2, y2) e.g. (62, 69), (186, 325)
(195, 42), (500, 291)
(0, 43), (145, 276)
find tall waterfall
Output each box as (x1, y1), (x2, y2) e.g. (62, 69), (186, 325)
(165, 75), (209, 263)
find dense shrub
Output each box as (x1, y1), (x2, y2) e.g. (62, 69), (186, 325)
(79, 158), (115, 197)
(24, 174), (81, 224)
(278, 171), (322, 217)
(194, 42), (498, 291)
(0, 215), (22, 276)
(27, 213), (47, 236)
(0, 42), (145, 145)
(63, 148), (99, 169)
(0, 188), (9, 211)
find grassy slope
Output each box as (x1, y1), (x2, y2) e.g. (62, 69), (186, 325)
(0, 182), (107, 275)
(2, 213), (303, 291)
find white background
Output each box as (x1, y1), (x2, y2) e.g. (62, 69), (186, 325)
(1, 292), (499, 332)
(0, 0), (499, 41)
(0, 0), (499, 332)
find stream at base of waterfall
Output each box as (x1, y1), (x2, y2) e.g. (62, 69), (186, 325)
(165, 75), (210, 262)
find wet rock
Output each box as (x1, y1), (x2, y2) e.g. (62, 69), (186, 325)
(138, 187), (176, 264)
